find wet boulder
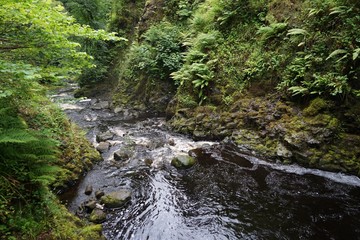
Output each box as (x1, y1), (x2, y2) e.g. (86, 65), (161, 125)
(276, 143), (293, 158)
(114, 146), (135, 161)
(96, 142), (110, 152)
(89, 209), (107, 223)
(84, 200), (97, 212)
(85, 185), (93, 195)
(100, 190), (132, 208)
(193, 130), (207, 140)
(96, 131), (114, 142)
(146, 138), (166, 150)
(171, 154), (197, 169)
(91, 100), (109, 110)
(95, 190), (105, 199)
(168, 139), (176, 146)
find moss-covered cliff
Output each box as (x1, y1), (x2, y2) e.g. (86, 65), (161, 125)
(110, 0), (360, 175)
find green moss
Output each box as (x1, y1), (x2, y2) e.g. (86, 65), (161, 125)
(178, 94), (198, 108)
(303, 98), (329, 116)
(80, 225), (104, 239)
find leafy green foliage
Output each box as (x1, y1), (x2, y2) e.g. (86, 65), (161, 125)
(60, 0), (111, 29)
(172, 31), (220, 104)
(0, 0), (122, 84)
(276, 1), (360, 99)
(0, 0), (110, 238)
(0, 106), (59, 237)
(125, 22), (183, 81)
(257, 22), (288, 42)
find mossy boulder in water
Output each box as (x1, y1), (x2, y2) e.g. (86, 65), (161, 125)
(100, 190), (132, 208)
(171, 155), (197, 169)
(89, 209), (106, 223)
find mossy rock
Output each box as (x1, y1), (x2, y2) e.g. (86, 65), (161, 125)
(100, 190), (132, 208)
(89, 209), (107, 224)
(80, 224), (105, 240)
(303, 98), (329, 116)
(171, 155), (197, 169)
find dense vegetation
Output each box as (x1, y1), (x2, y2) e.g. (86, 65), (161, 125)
(110, 0), (360, 175)
(0, 0), (121, 238)
(1, 0), (359, 238)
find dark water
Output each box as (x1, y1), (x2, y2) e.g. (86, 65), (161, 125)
(52, 86), (360, 240)
(102, 144), (360, 240)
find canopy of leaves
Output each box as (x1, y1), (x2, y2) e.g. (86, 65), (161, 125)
(0, 0), (123, 86)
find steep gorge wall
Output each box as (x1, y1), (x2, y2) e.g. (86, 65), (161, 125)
(110, 0), (360, 175)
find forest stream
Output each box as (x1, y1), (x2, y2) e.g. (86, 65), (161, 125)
(52, 85), (360, 240)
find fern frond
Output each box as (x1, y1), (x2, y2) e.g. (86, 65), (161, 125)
(326, 49), (348, 61)
(0, 129), (37, 144)
(287, 28), (309, 36)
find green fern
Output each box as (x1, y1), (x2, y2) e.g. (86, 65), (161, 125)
(287, 28), (309, 36)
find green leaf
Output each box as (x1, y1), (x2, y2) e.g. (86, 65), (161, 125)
(326, 49), (348, 61)
(353, 48), (360, 61)
(287, 28), (309, 36)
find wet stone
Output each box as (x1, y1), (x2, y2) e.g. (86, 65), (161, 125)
(144, 158), (153, 166)
(89, 209), (107, 223)
(96, 142), (110, 152)
(96, 131), (114, 142)
(95, 190), (105, 199)
(91, 100), (109, 110)
(85, 185), (93, 195)
(84, 200), (97, 211)
(168, 139), (176, 146)
(114, 146), (135, 161)
(100, 190), (132, 208)
(193, 130), (207, 140)
(171, 154), (197, 169)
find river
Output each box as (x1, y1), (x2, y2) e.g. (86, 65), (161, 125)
(52, 85), (360, 240)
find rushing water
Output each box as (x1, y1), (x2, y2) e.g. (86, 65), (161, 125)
(52, 85), (360, 240)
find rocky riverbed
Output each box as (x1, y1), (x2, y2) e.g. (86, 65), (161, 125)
(52, 85), (360, 240)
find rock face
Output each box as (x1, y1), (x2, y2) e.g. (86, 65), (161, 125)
(171, 155), (197, 169)
(89, 209), (107, 223)
(169, 96), (360, 176)
(100, 190), (132, 208)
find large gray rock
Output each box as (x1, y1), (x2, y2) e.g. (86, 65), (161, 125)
(91, 100), (109, 110)
(100, 190), (132, 208)
(95, 190), (105, 199)
(96, 142), (110, 152)
(96, 131), (114, 142)
(171, 154), (197, 169)
(85, 185), (93, 195)
(276, 143), (293, 158)
(84, 200), (97, 211)
(114, 146), (135, 161)
(89, 209), (106, 223)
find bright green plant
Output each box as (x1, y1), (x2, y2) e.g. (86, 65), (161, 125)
(0, 0), (123, 84)
(257, 22), (288, 42)
(125, 22), (183, 81)
(172, 31), (220, 104)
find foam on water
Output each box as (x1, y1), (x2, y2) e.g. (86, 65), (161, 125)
(242, 153), (360, 187)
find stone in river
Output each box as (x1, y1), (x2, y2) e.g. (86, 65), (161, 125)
(89, 209), (107, 223)
(95, 190), (105, 199)
(171, 154), (197, 169)
(96, 142), (110, 153)
(85, 185), (93, 195)
(100, 190), (132, 208)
